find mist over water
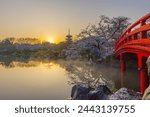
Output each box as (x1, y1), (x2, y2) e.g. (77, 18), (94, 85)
(0, 59), (140, 99)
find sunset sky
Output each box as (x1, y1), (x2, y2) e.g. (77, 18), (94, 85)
(0, 0), (150, 42)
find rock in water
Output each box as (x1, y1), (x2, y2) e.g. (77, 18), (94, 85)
(109, 88), (141, 100)
(71, 84), (112, 100)
(71, 84), (141, 100)
(71, 84), (91, 100)
(88, 85), (112, 100)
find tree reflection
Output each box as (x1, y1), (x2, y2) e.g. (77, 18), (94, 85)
(0, 56), (15, 68)
(0, 58), (114, 90)
(56, 60), (114, 89)
(0, 57), (53, 68)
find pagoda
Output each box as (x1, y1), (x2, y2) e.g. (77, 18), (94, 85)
(66, 29), (73, 44)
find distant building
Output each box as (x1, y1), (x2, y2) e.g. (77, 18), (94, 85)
(66, 29), (73, 44)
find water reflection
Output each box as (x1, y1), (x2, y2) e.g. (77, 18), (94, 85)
(56, 60), (115, 90)
(0, 60), (70, 99)
(0, 58), (140, 99)
(56, 60), (140, 92)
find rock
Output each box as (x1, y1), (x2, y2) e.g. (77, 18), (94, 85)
(71, 84), (141, 100)
(71, 84), (112, 100)
(109, 88), (141, 100)
(88, 85), (112, 100)
(96, 85), (112, 99)
(71, 84), (91, 100)
(87, 90), (99, 100)
(142, 85), (150, 100)
(146, 56), (150, 76)
(142, 56), (150, 100)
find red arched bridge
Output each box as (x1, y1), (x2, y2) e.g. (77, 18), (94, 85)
(114, 13), (150, 94)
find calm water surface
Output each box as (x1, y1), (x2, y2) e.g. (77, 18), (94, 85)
(0, 61), (71, 99)
(0, 60), (140, 99)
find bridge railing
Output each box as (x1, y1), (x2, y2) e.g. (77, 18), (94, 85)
(115, 13), (150, 51)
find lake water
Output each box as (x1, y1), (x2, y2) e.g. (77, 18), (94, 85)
(0, 60), (140, 99)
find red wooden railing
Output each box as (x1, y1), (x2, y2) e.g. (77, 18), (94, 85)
(115, 13), (150, 53)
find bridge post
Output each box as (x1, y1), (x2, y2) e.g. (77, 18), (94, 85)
(120, 54), (126, 79)
(138, 54), (149, 94)
(140, 21), (147, 39)
(133, 34), (138, 40)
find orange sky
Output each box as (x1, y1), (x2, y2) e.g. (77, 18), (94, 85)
(0, 0), (149, 43)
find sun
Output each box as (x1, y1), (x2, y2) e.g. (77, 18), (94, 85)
(48, 37), (55, 43)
